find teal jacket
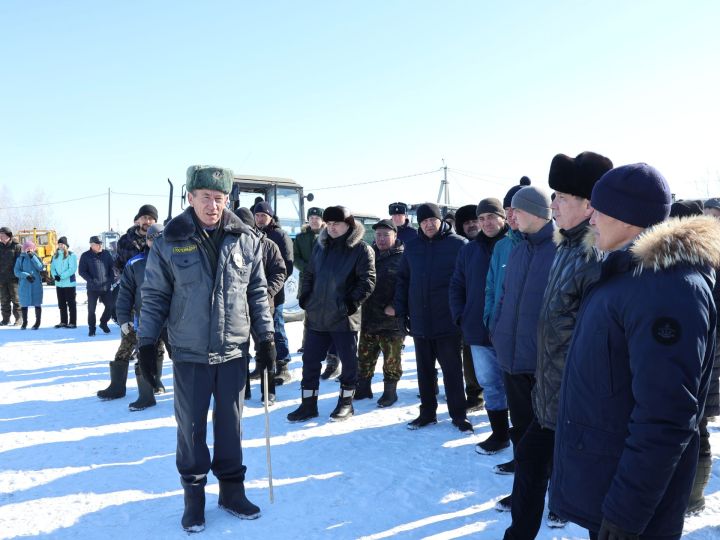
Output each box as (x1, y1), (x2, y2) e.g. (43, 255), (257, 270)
(484, 228), (522, 332)
(50, 251), (78, 288)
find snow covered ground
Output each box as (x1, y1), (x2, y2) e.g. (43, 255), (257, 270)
(1, 286), (719, 539)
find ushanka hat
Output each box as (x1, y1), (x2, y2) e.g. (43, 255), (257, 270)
(322, 205), (355, 226)
(186, 165), (234, 194)
(307, 207), (323, 219)
(549, 151), (613, 200)
(591, 163), (671, 228)
(389, 202), (408, 215)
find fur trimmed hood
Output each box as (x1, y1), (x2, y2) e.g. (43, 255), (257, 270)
(301, 223), (325, 234)
(631, 215), (720, 273)
(164, 207), (252, 242)
(318, 219), (365, 249)
(554, 220), (597, 260)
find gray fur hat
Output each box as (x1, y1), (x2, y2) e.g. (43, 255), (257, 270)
(186, 165), (234, 194)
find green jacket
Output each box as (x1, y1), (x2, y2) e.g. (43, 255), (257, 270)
(293, 224), (324, 297)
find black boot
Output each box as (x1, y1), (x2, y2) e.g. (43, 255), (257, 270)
(376, 380), (398, 408)
(154, 356), (165, 394)
(475, 409), (511, 455)
(31, 307), (41, 330)
(218, 480), (260, 519)
(329, 386), (355, 421)
(353, 377), (373, 400)
(181, 483), (206, 532)
(686, 454), (712, 515)
(273, 359), (291, 386)
(287, 389), (319, 422)
(129, 364), (157, 411)
(20, 307), (28, 330)
(97, 361), (129, 400)
(0, 316), (9, 326)
(320, 354), (341, 380)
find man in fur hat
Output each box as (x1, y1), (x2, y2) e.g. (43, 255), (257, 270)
(549, 164), (718, 540)
(138, 165), (276, 532)
(504, 151), (612, 538)
(289, 205), (375, 422)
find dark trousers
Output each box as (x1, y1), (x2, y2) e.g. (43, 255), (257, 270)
(273, 303), (290, 360)
(0, 280), (21, 321)
(301, 328), (358, 390)
(414, 334), (467, 421)
(589, 531), (679, 540)
(55, 286), (77, 325)
(87, 289), (113, 329)
(462, 342), (483, 404)
(173, 358), (247, 487)
(503, 372), (536, 449)
(504, 419), (555, 540)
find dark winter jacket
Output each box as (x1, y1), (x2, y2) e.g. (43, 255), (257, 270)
(78, 249), (115, 292)
(115, 225), (147, 273)
(484, 228), (523, 332)
(361, 241), (405, 337)
(116, 251), (148, 326)
(533, 221), (602, 430)
(293, 224), (323, 297)
(550, 216), (720, 537)
(396, 219), (418, 245)
(257, 229), (286, 312)
(14, 252), (44, 306)
(449, 226), (508, 345)
(492, 220), (556, 375)
(260, 221), (293, 306)
(394, 222), (467, 339)
(0, 239), (21, 283)
(138, 208), (274, 364)
(706, 278), (720, 418)
(300, 221), (376, 333)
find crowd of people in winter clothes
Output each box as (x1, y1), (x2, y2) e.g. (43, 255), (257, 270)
(1, 155), (719, 539)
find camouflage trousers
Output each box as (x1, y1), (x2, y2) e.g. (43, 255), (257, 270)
(357, 333), (404, 381)
(0, 280), (21, 322)
(114, 328), (170, 363)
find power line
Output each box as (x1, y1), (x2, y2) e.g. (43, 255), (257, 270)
(308, 169), (441, 191)
(111, 190), (167, 197)
(447, 168), (509, 186)
(0, 192), (106, 210)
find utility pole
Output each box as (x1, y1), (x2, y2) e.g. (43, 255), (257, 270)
(437, 159), (450, 205)
(107, 188), (111, 231)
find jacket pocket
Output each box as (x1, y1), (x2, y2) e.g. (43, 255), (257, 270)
(589, 329), (614, 397)
(173, 255), (203, 286)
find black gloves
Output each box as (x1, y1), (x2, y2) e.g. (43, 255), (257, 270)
(26, 275), (35, 283)
(345, 298), (359, 316)
(298, 294), (309, 310)
(54, 274), (61, 282)
(598, 518), (639, 540)
(255, 340), (277, 373)
(138, 344), (158, 385)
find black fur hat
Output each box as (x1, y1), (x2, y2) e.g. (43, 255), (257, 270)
(549, 151), (613, 200)
(669, 199), (704, 218)
(322, 205), (354, 226)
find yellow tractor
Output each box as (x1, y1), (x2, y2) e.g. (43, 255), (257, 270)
(16, 228), (58, 285)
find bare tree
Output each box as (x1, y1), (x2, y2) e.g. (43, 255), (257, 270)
(0, 186), (58, 233)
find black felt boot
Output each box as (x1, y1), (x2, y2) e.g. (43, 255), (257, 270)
(129, 363), (157, 411)
(181, 483), (205, 533)
(97, 361), (129, 400)
(218, 480), (261, 519)
(353, 377), (373, 400)
(376, 380), (398, 408)
(31, 307), (41, 329)
(475, 409), (511, 455)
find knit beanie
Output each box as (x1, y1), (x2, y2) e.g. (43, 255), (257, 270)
(416, 203), (442, 223)
(22, 240), (35, 251)
(253, 201), (274, 216)
(503, 176), (532, 208)
(322, 205), (355, 226)
(134, 204), (159, 222)
(669, 200), (704, 219)
(0, 226), (12, 237)
(235, 207), (255, 227)
(186, 165), (234, 194)
(58, 236), (69, 246)
(591, 163), (672, 228)
(511, 186), (552, 220)
(549, 151), (613, 200)
(476, 198), (506, 218)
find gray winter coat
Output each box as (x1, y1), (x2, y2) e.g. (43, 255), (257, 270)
(300, 221), (376, 333)
(533, 221), (602, 430)
(138, 208), (274, 364)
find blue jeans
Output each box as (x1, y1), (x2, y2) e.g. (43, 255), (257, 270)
(470, 345), (507, 411)
(273, 303), (290, 360)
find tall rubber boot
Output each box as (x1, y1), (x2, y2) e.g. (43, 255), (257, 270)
(129, 363), (157, 411)
(330, 386), (355, 421)
(20, 307), (28, 330)
(686, 454), (712, 515)
(287, 389), (319, 422)
(154, 355), (165, 394)
(31, 307), (41, 330)
(181, 483), (206, 533)
(97, 361), (129, 400)
(353, 377), (373, 400)
(476, 409), (511, 454)
(377, 380), (398, 408)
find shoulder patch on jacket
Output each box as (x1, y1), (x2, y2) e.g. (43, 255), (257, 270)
(652, 317), (682, 345)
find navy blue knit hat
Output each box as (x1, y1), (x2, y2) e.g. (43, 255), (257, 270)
(503, 176), (532, 208)
(253, 201), (274, 216)
(591, 163), (671, 228)
(416, 203), (442, 223)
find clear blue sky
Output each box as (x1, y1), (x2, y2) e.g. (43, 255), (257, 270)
(1, 1), (719, 248)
